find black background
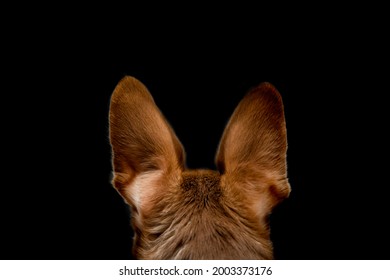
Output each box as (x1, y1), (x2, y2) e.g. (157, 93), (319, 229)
(2, 17), (389, 260)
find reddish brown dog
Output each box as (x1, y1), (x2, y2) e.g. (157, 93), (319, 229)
(109, 76), (290, 259)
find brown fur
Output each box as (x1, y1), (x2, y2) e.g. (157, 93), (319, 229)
(109, 76), (290, 259)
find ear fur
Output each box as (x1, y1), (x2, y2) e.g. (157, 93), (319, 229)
(109, 78), (289, 221)
(216, 82), (290, 217)
(109, 76), (185, 213)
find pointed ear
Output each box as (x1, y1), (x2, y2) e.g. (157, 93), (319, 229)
(109, 76), (185, 212)
(216, 82), (290, 216)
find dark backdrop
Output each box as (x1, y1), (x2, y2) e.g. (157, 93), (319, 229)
(2, 23), (389, 260)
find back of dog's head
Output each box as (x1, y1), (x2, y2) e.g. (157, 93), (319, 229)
(109, 76), (290, 259)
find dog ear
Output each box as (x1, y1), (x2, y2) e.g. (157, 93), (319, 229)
(109, 76), (185, 214)
(216, 82), (290, 218)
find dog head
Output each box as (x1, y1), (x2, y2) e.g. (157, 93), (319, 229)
(109, 76), (290, 259)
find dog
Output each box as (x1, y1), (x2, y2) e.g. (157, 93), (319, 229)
(109, 76), (290, 259)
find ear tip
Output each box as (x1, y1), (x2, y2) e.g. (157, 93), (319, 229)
(247, 82), (283, 105)
(118, 75), (140, 84)
(257, 82), (281, 95)
(111, 75), (152, 102)
(115, 75), (145, 91)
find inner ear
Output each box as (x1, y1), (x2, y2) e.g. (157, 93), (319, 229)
(109, 76), (185, 210)
(216, 82), (290, 206)
(216, 82), (288, 177)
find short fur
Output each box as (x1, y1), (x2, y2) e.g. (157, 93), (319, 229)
(109, 76), (290, 259)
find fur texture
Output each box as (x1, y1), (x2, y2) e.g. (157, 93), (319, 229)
(109, 76), (290, 259)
